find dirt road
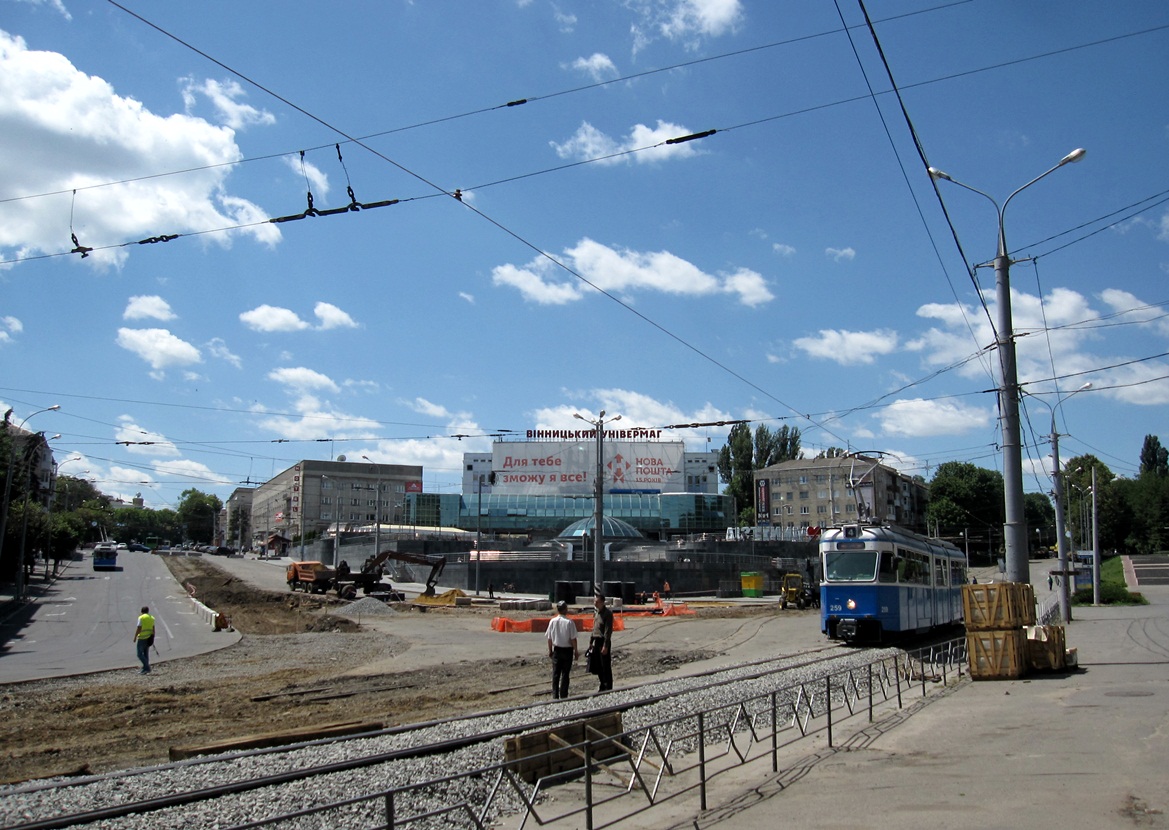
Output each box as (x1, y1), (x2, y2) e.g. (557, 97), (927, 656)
(0, 556), (825, 784)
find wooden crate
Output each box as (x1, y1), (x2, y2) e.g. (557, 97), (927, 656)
(962, 582), (1035, 630)
(504, 713), (627, 784)
(1025, 625), (1067, 671)
(967, 629), (1026, 680)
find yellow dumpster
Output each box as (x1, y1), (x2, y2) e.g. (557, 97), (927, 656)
(741, 571), (763, 598)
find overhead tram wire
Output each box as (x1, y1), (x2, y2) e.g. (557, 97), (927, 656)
(7, 21), (1166, 265)
(100, 2), (862, 449)
(850, 0), (998, 389)
(22, 1), (1158, 214)
(5, 0), (973, 209)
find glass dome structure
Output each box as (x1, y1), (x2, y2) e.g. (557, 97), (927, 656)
(556, 515), (644, 540)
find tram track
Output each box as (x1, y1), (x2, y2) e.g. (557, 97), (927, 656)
(3, 646), (866, 830)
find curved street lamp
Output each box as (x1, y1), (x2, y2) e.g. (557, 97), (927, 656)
(1, 405), (61, 600)
(573, 410), (621, 594)
(1026, 381), (1091, 623)
(929, 149), (1086, 585)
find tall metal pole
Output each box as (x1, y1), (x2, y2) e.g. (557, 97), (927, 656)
(362, 457), (382, 560)
(1091, 466), (1100, 606)
(1050, 427), (1072, 624)
(594, 424), (604, 594)
(475, 474), (482, 595)
(574, 410), (620, 594)
(929, 149), (1085, 586)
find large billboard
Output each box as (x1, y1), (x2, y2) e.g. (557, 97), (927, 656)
(492, 440), (686, 496)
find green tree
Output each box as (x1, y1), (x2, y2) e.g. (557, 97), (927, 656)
(1024, 492), (1055, 553)
(227, 501), (251, 549)
(1138, 435), (1168, 477)
(176, 489), (223, 544)
(926, 462), (1004, 560)
(717, 423), (801, 524)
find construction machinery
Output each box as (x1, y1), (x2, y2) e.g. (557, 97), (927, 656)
(360, 549), (447, 597)
(286, 561), (336, 594)
(779, 573), (807, 610)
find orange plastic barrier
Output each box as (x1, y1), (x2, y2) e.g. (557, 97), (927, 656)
(491, 613), (626, 633)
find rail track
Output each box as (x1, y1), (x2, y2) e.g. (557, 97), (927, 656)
(4, 644), (867, 830)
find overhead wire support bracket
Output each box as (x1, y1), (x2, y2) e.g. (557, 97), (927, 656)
(666, 129), (717, 145)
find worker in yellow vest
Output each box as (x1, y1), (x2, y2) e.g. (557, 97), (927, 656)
(133, 606), (155, 675)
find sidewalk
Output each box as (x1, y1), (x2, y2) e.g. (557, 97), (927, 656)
(615, 582), (1169, 830)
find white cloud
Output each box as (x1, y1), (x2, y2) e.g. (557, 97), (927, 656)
(180, 77), (276, 131)
(877, 398), (992, 438)
(627, 0), (744, 51)
(206, 337), (242, 368)
(268, 366), (339, 394)
(115, 415), (180, 457)
(258, 393), (381, 443)
(793, 329), (899, 365)
(772, 243), (796, 257)
(551, 119), (704, 164)
(0, 33), (279, 266)
(555, 9), (578, 32)
(115, 328), (201, 372)
(825, 247), (856, 262)
(406, 397), (455, 419)
(1099, 288), (1169, 336)
(458, 291), (475, 304)
(282, 153), (330, 199)
(124, 295), (176, 321)
(0, 315), (22, 344)
(239, 302), (358, 331)
(17, 0), (71, 20)
(148, 457), (233, 487)
(314, 301), (358, 329)
(568, 53), (617, 81)
(240, 305), (310, 332)
(492, 237), (773, 307)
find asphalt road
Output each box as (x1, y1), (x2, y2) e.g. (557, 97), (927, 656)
(0, 550), (240, 684)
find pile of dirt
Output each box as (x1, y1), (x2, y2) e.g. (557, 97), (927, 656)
(166, 556), (360, 635)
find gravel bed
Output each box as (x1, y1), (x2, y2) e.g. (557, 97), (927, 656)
(1, 648), (910, 829)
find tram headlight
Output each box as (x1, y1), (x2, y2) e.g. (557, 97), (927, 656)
(846, 598), (856, 610)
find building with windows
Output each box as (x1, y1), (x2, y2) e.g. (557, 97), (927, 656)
(249, 459), (422, 552)
(451, 439), (730, 540)
(753, 456), (929, 535)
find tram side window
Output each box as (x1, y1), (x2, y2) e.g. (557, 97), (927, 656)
(896, 548), (930, 585)
(878, 550), (897, 583)
(934, 556), (947, 586)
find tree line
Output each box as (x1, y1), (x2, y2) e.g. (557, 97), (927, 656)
(0, 426), (224, 580)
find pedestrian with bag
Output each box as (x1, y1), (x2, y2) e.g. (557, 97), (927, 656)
(545, 600), (579, 699)
(589, 592), (614, 692)
(133, 606), (155, 675)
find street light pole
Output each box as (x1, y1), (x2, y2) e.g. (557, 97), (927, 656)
(1038, 381), (1091, 624)
(362, 456), (381, 558)
(573, 409), (621, 594)
(929, 148), (1086, 585)
(1091, 466), (1100, 606)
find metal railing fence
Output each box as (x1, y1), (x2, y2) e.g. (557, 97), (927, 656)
(224, 638), (967, 830)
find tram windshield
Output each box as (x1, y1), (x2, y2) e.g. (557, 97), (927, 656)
(824, 550), (878, 582)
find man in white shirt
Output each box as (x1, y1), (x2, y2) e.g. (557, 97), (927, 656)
(546, 600), (579, 699)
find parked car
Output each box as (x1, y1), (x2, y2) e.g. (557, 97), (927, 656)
(126, 543), (151, 552)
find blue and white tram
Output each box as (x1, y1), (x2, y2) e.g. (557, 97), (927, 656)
(820, 523), (967, 643)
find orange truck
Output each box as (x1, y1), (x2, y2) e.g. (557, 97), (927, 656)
(286, 561), (336, 594)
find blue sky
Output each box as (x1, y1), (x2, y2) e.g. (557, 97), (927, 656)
(1, 0), (1167, 512)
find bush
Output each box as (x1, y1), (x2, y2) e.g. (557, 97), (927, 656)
(1071, 582), (1147, 606)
